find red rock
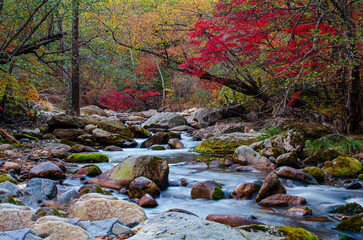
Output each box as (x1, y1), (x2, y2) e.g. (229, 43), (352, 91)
(231, 182), (260, 200)
(258, 194), (306, 207)
(137, 194), (158, 208)
(206, 214), (264, 227)
(254, 172), (286, 202)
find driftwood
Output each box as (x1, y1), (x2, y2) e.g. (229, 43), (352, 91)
(0, 127), (19, 144)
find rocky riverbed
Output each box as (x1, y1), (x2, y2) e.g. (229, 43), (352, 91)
(0, 105), (362, 239)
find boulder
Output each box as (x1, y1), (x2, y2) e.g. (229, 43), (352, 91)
(71, 144), (97, 153)
(276, 152), (299, 167)
(71, 165), (102, 178)
(187, 108), (218, 129)
(48, 114), (84, 131)
(233, 145), (276, 170)
(205, 214), (263, 227)
(0, 181), (21, 198)
(303, 148), (341, 166)
(20, 178), (57, 208)
(128, 176), (159, 199)
(0, 204), (35, 231)
(29, 162), (65, 180)
(138, 109), (158, 118)
(230, 182), (260, 200)
(128, 212), (246, 240)
(0, 173), (17, 184)
(0, 144), (13, 151)
(0, 228), (41, 240)
(329, 202), (363, 216)
(268, 130), (305, 153)
(335, 213), (363, 232)
(258, 194), (307, 207)
(140, 131), (181, 148)
(84, 124), (98, 133)
(129, 125), (152, 138)
(67, 153), (109, 163)
(3, 162), (21, 173)
(302, 167), (325, 183)
(104, 145), (123, 151)
(144, 112), (187, 129)
(191, 180), (224, 200)
(70, 196), (147, 223)
(81, 105), (108, 117)
(137, 194), (158, 208)
(195, 133), (257, 155)
(53, 128), (85, 141)
(169, 125), (195, 131)
(84, 116), (132, 138)
(32, 220), (90, 240)
(78, 185), (112, 196)
(259, 147), (283, 158)
(221, 124), (245, 134)
(168, 138), (184, 149)
(92, 128), (137, 148)
(56, 189), (81, 207)
(149, 145), (166, 150)
(274, 166), (318, 184)
(323, 155), (362, 177)
(50, 148), (69, 159)
(285, 207), (312, 216)
(77, 218), (132, 238)
(254, 172), (286, 202)
(44, 142), (72, 152)
(86, 155), (169, 190)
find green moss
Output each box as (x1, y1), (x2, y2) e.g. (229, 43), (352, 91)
(0, 173), (17, 184)
(337, 234), (354, 240)
(0, 196), (24, 205)
(304, 148), (342, 165)
(166, 132), (181, 139)
(335, 213), (363, 232)
(11, 143), (27, 148)
(259, 147), (283, 158)
(322, 155), (362, 177)
(212, 187), (224, 200)
(95, 186), (111, 195)
(52, 209), (67, 218)
(302, 167), (325, 183)
(60, 139), (76, 146)
(87, 165), (102, 177)
(277, 226), (321, 240)
(3, 138), (15, 144)
(150, 145), (166, 150)
(79, 185), (111, 195)
(67, 153), (109, 163)
(239, 224), (269, 233)
(329, 202), (363, 215)
(358, 173), (363, 180)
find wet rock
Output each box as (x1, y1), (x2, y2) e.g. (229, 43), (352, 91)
(128, 177), (159, 199)
(346, 182), (362, 189)
(233, 145), (276, 170)
(0, 144), (13, 151)
(274, 166), (318, 184)
(258, 194), (307, 207)
(70, 194), (147, 223)
(285, 207), (312, 216)
(128, 212), (246, 240)
(137, 194), (158, 208)
(86, 155), (169, 190)
(329, 202), (363, 216)
(53, 128), (85, 141)
(81, 105), (108, 117)
(3, 162), (21, 173)
(149, 145), (166, 150)
(104, 145), (123, 151)
(0, 204), (35, 231)
(235, 166), (256, 172)
(0, 228), (41, 240)
(205, 214), (264, 227)
(67, 152), (109, 163)
(168, 138), (183, 149)
(78, 185), (112, 196)
(254, 172), (286, 202)
(276, 152), (299, 167)
(165, 208), (198, 217)
(56, 189), (80, 207)
(180, 178), (188, 186)
(0, 181), (21, 198)
(323, 155), (362, 178)
(129, 125), (151, 138)
(32, 220), (90, 240)
(195, 133), (257, 155)
(71, 164), (102, 178)
(29, 162), (65, 180)
(140, 131), (180, 148)
(144, 112), (187, 129)
(191, 180), (224, 200)
(335, 213), (363, 232)
(169, 125), (195, 131)
(302, 167), (325, 183)
(231, 182), (260, 200)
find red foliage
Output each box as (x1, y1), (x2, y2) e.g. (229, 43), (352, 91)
(287, 90), (302, 107)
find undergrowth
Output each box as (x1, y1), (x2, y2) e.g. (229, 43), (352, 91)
(256, 126), (284, 141)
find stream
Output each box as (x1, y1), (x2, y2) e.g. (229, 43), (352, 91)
(65, 133), (363, 240)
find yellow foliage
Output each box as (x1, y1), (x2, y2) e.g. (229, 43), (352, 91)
(0, 74), (39, 102)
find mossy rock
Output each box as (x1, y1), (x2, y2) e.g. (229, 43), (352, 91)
(322, 155), (362, 178)
(78, 185), (112, 196)
(73, 164), (102, 177)
(358, 173), (363, 180)
(0, 173), (17, 184)
(166, 132), (181, 139)
(67, 153), (109, 163)
(277, 226), (321, 240)
(3, 138), (15, 144)
(83, 116), (133, 138)
(60, 139), (77, 146)
(194, 133), (258, 155)
(329, 202), (363, 216)
(211, 187), (224, 200)
(150, 145), (166, 150)
(335, 213), (363, 232)
(35, 207), (68, 219)
(0, 196), (24, 205)
(304, 148), (342, 165)
(259, 147), (283, 158)
(302, 167), (325, 183)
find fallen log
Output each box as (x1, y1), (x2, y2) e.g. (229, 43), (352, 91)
(0, 127), (19, 144)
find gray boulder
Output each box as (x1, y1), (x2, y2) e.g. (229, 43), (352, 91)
(81, 105), (108, 117)
(20, 178), (57, 208)
(77, 218), (132, 238)
(29, 162), (65, 180)
(233, 146), (276, 170)
(0, 228), (42, 240)
(144, 113), (187, 129)
(274, 166), (318, 184)
(0, 181), (21, 198)
(47, 114), (84, 131)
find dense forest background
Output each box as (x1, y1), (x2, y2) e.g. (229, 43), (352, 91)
(0, 0), (361, 133)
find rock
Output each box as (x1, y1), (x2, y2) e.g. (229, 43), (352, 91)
(71, 144), (96, 153)
(78, 185), (112, 196)
(329, 202), (363, 216)
(45, 142), (72, 151)
(276, 152), (299, 167)
(144, 112), (187, 129)
(191, 180), (224, 200)
(0, 181), (21, 198)
(274, 166), (318, 184)
(104, 145), (123, 151)
(53, 128), (85, 141)
(20, 178), (57, 208)
(84, 116), (132, 138)
(235, 166), (257, 172)
(128, 125), (151, 138)
(187, 108), (218, 129)
(205, 214), (263, 227)
(254, 172), (286, 202)
(335, 213), (363, 232)
(0, 228), (41, 240)
(221, 124), (245, 134)
(3, 162), (21, 173)
(231, 182), (260, 200)
(92, 128), (136, 148)
(195, 133), (258, 155)
(165, 208), (198, 217)
(268, 130), (305, 153)
(70, 196), (147, 223)
(29, 162), (65, 180)
(81, 105), (108, 117)
(48, 114), (84, 131)
(140, 131), (180, 148)
(50, 148), (69, 159)
(84, 124), (98, 133)
(249, 141), (265, 152)
(169, 125), (195, 131)
(67, 153), (109, 163)
(285, 207), (312, 216)
(0, 144), (13, 151)
(35, 207), (67, 219)
(71, 165), (102, 178)
(233, 145), (276, 170)
(32, 220), (90, 240)
(138, 109), (158, 118)
(77, 218), (126, 238)
(168, 138), (183, 149)
(137, 194), (158, 208)
(56, 189), (80, 207)
(0, 204), (35, 231)
(86, 155), (169, 190)
(259, 147), (283, 158)
(180, 178), (188, 186)
(128, 177), (159, 199)
(237, 224), (321, 240)
(112, 223), (134, 236)
(303, 148), (341, 166)
(128, 212), (246, 240)
(149, 145), (166, 150)
(346, 182), (362, 189)
(0, 173), (17, 184)
(302, 167), (325, 183)
(258, 194), (307, 207)
(323, 155), (362, 177)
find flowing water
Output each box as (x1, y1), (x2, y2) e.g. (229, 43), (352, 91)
(65, 133), (363, 240)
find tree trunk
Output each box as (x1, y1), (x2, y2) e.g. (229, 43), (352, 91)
(346, 65), (362, 134)
(71, 0), (80, 116)
(0, 128), (19, 144)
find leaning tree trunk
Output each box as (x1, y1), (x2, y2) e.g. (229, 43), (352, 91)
(71, 0), (80, 116)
